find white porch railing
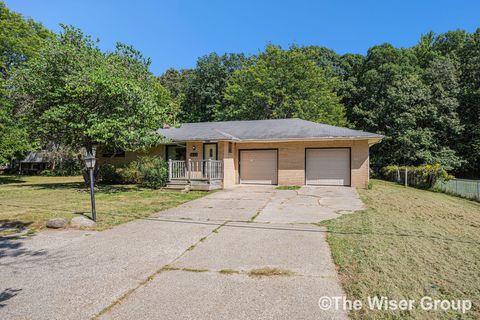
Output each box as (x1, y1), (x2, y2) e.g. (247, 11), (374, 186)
(168, 159), (223, 181)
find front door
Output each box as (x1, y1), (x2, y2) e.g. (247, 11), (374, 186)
(203, 143), (217, 160)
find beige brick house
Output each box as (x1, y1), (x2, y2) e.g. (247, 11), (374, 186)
(101, 118), (383, 190)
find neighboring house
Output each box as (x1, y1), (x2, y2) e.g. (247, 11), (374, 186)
(101, 118), (383, 190)
(18, 151), (49, 174)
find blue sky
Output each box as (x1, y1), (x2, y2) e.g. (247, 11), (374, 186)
(5, 0), (479, 75)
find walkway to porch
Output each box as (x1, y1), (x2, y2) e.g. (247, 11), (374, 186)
(166, 159), (223, 191)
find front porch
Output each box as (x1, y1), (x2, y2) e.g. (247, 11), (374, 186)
(166, 159), (224, 191)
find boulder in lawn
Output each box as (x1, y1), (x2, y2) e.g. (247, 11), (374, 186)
(46, 218), (68, 229)
(71, 216), (96, 228)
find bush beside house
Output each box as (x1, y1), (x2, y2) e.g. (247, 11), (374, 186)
(97, 156), (168, 189)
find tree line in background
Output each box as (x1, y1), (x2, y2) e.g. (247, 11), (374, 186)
(1, 1), (479, 178)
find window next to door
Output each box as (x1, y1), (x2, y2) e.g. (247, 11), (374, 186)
(166, 144), (186, 160)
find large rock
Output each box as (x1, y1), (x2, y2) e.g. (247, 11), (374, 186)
(71, 216), (96, 228)
(46, 218), (68, 229)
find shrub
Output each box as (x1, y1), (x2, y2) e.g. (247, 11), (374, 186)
(120, 161), (143, 184)
(96, 156), (168, 188)
(382, 164), (453, 189)
(97, 163), (123, 184)
(136, 156), (168, 189)
(53, 158), (83, 176)
(40, 158), (83, 176)
(40, 169), (54, 176)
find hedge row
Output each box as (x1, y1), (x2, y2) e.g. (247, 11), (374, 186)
(382, 164), (453, 189)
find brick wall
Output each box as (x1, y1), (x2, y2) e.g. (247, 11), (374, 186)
(234, 140), (370, 188)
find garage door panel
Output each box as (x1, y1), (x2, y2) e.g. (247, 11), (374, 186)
(306, 149), (350, 186)
(240, 150), (278, 185)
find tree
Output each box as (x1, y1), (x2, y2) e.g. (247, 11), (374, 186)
(159, 68), (192, 99)
(159, 68), (193, 125)
(0, 1), (52, 164)
(216, 45), (347, 126)
(0, 93), (31, 165)
(293, 45), (342, 78)
(456, 29), (480, 177)
(0, 2), (53, 79)
(10, 25), (173, 158)
(347, 44), (463, 170)
(181, 52), (247, 122)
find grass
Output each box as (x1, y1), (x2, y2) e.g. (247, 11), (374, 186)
(247, 267), (295, 277)
(181, 267), (209, 273)
(219, 268), (240, 275)
(0, 175), (206, 233)
(320, 179), (480, 319)
(275, 185), (301, 190)
(249, 210), (261, 222)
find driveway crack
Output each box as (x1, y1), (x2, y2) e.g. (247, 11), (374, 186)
(91, 220), (229, 320)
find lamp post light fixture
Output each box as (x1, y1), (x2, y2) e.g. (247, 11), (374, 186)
(84, 151), (97, 222)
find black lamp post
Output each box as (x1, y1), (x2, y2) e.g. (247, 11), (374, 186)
(84, 152), (97, 222)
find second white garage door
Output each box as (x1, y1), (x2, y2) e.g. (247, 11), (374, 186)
(239, 150), (278, 185)
(306, 148), (351, 186)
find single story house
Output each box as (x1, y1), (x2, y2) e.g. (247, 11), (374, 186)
(102, 118), (383, 190)
(18, 151), (49, 174)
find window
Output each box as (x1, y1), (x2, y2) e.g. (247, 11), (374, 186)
(166, 145), (186, 160)
(102, 148), (125, 158)
(228, 142), (233, 153)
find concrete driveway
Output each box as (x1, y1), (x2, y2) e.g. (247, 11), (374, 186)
(0, 185), (363, 320)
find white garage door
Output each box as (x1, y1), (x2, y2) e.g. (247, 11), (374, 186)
(306, 149), (350, 186)
(240, 150), (278, 185)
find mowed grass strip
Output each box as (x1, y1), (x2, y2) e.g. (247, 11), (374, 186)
(0, 175), (206, 232)
(320, 179), (480, 320)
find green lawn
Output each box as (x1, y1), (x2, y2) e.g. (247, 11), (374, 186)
(320, 179), (480, 319)
(0, 175), (206, 233)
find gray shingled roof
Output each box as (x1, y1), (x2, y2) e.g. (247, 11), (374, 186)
(156, 118), (383, 142)
(20, 151), (49, 163)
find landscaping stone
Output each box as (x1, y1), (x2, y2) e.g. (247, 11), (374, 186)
(71, 216), (96, 228)
(46, 218), (68, 229)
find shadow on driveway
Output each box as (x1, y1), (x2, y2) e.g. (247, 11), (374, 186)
(0, 288), (22, 308)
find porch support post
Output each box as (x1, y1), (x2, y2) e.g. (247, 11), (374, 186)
(168, 159), (172, 181)
(208, 159), (212, 181)
(187, 158), (191, 182)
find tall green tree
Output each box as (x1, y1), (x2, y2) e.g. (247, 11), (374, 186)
(0, 2), (53, 79)
(0, 1), (52, 164)
(181, 52), (247, 122)
(159, 68), (193, 125)
(347, 44), (463, 170)
(456, 29), (480, 177)
(0, 94), (31, 165)
(10, 26), (173, 157)
(216, 45), (347, 126)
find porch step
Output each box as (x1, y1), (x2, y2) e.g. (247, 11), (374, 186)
(165, 184), (187, 190)
(165, 179), (223, 191)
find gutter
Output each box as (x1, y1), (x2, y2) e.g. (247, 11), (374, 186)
(165, 136), (384, 145)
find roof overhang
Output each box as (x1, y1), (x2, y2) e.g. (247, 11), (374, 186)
(163, 136), (384, 145)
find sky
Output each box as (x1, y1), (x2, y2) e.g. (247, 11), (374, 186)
(5, 0), (479, 75)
